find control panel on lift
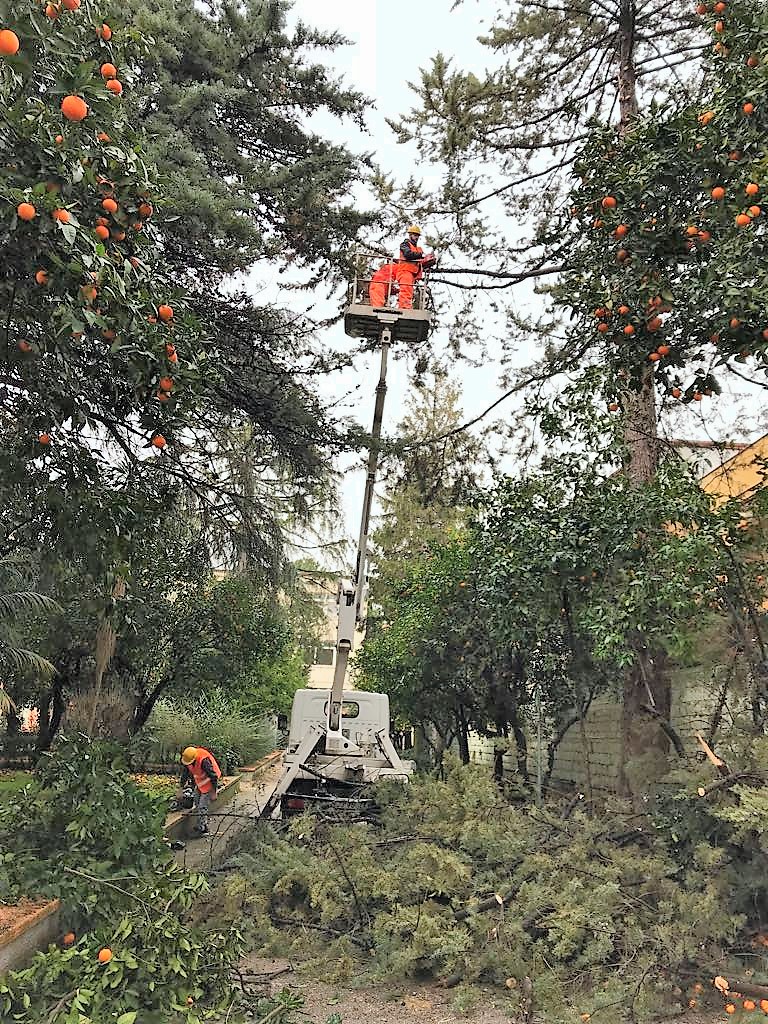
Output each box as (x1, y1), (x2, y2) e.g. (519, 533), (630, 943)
(343, 252), (435, 346)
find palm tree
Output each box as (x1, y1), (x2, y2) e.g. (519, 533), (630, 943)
(0, 558), (61, 693)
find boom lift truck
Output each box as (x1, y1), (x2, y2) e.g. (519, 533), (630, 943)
(264, 255), (434, 817)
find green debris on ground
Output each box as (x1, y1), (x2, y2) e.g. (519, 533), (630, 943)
(212, 756), (768, 1024)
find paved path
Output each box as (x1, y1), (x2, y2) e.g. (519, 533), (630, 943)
(173, 763), (283, 872)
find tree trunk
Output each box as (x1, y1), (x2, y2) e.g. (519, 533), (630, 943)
(456, 705), (470, 765)
(616, 0), (668, 795)
(36, 672), (67, 755)
(620, 646), (670, 798)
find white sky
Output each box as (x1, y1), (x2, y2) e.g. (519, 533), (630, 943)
(255, 1), (768, 570)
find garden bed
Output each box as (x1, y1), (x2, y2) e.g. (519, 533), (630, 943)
(0, 900), (61, 975)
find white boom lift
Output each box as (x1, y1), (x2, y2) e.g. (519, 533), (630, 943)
(264, 254), (434, 816)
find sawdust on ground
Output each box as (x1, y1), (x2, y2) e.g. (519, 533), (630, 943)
(238, 957), (726, 1024)
(0, 900), (48, 936)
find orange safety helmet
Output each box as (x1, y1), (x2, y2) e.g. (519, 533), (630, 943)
(181, 746), (198, 765)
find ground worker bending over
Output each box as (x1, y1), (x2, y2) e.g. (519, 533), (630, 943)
(178, 745), (221, 836)
(369, 261), (399, 307)
(395, 225), (436, 309)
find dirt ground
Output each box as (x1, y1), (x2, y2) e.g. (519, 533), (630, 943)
(240, 957), (727, 1024)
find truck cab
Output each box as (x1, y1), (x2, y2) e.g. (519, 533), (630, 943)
(277, 688), (414, 815)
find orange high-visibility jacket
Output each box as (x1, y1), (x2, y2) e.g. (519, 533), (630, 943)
(186, 747), (222, 794)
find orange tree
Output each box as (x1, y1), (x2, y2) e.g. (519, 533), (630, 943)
(560, 0), (768, 411)
(0, 2), (354, 577)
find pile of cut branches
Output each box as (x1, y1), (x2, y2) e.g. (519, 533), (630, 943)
(218, 756), (768, 1023)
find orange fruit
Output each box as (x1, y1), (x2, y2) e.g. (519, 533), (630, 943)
(61, 0), (81, 8)
(157, 390), (170, 402)
(101, 197), (118, 214)
(97, 131), (111, 142)
(106, 79), (123, 95)
(618, 304), (630, 315)
(614, 224), (629, 237)
(672, 387), (682, 398)
(601, 196), (617, 209)
(38, 433), (50, 444)
(96, 216), (109, 226)
(100, 62), (117, 79)
(623, 324), (635, 335)
(699, 110), (715, 124)
(657, 344), (671, 355)
(736, 213), (751, 226)
(165, 343), (176, 357)
(102, 328), (116, 340)
(593, 218), (604, 229)
(35, 269), (49, 285)
(744, 102), (755, 115)
(693, 391), (703, 401)
(152, 435), (167, 449)
(0, 29), (20, 55)
(698, 229), (711, 241)
(749, 205), (761, 217)
(686, 225), (698, 236)
(17, 202), (36, 221)
(45, 4), (60, 19)
(18, 339), (32, 353)
(711, 186), (725, 200)
(62, 932), (76, 946)
(97, 948), (113, 964)
(760, 999), (768, 1012)
(97, 23), (112, 40)
(747, 55), (759, 67)
(138, 202), (153, 218)
(61, 95), (88, 121)
(158, 376), (174, 391)
(696, 2), (707, 11)
(746, 182), (759, 196)
(168, 351), (179, 364)
(608, 402), (619, 412)
(597, 322), (609, 333)
(95, 225), (109, 240)
(725, 1005), (736, 1015)
(744, 999), (756, 1010)
(52, 209), (70, 223)
(158, 304), (174, 322)
(730, 317), (741, 328)
(616, 248), (629, 262)
(132, 221), (143, 231)
(55, 134), (64, 144)
(714, 19), (724, 31)
(647, 316), (662, 331)
(648, 352), (660, 362)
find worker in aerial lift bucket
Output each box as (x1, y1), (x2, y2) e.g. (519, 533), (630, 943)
(369, 260), (399, 307)
(396, 225), (436, 309)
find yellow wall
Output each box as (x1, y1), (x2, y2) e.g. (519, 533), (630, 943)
(699, 433), (768, 507)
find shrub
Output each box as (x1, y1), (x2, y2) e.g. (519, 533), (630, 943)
(146, 690), (275, 773)
(0, 738), (242, 1022)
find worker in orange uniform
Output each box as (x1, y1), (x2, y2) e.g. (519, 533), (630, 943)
(395, 225), (436, 309)
(369, 261), (399, 307)
(178, 745), (222, 836)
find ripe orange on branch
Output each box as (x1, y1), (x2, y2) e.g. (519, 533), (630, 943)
(158, 304), (174, 322)
(97, 948), (113, 964)
(100, 62), (117, 79)
(106, 79), (123, 95)
(17, 203), (36, 221)
(711, 186), (725, 200)
(101, 197), (118, 213)
(0, 29), (20, 55)
(61, 95), (88, 122)
(746, 182), (759, 195)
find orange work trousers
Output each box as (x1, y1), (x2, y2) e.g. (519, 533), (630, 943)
(395, 262), (420, 309)
(369, 266), (397, 307)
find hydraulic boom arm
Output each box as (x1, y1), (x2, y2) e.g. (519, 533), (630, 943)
(326, 325), (393, 747)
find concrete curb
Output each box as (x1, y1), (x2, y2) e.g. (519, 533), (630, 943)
(0, 900), (61, 975)
(163, 774), (241, 841)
